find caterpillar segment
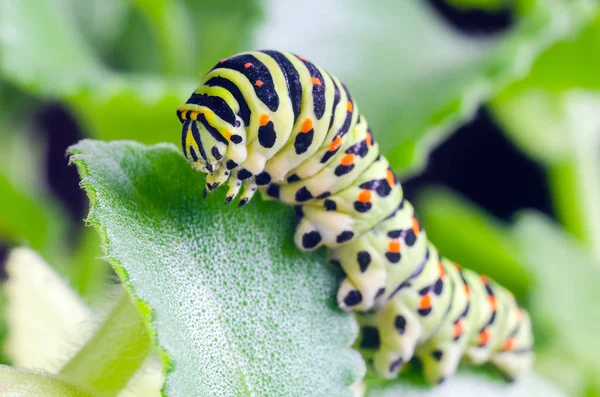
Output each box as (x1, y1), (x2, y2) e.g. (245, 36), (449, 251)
(355, 253), (533, 384)
(176, 50), (533, 384)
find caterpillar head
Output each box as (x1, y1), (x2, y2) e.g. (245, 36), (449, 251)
(177, 104), (247, 179)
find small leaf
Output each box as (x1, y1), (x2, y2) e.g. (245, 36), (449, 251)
(3, 247), (165, 396)
(0, 365), (96, 397)
(119, 356), (164, 397)
(69, 140), (364, 396)
(3, 248), (95, 371)
(367, 370), (566, 397)
(59, 294), (153, 397)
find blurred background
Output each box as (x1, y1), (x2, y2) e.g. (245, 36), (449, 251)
(0, 0), (599, 395)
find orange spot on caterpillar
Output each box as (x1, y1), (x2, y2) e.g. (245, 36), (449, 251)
(223, 130), (232, 140)
(358, 189), (371, 203)
(488, 295), (497, 310)
(479, 329), (490, 345)
(298, 55), (307, 61)
(366, 131), (373, 147)
(329, 136), (342, 152)
(502, 338), (515, 351)
(244, 62), (253, 68)
(347, 101), (353, 112)
(453, 320), (464, 338)
(386, 170), (395, 187)
(255, 80), (264, 87)
(455, 263), (462, 271)
(219, 59), (227, 63)
(464, 284), (471, 299)
(300, 118), (313, 133)
(419, 295), (432, 309)
(341, 154), (355, 166)
(438, 261), (446, 280)
(388, 239), (401, 253)
(259, 114), (270, 127)
(311, 77), (322, 86)
(412, 217), (420, 236)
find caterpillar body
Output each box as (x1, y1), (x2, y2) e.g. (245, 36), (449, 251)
(176, 50), (533, 384)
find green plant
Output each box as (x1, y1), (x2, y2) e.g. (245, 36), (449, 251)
(0, 0), (599, 395)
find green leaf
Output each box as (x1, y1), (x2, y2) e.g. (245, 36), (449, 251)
(127, 0), (195, 76)
(69, 140), (364, 396)
(60, 294), (153, 397)
(3, 247), (165, 396)
(367, 370), (566, 397)
(0, 0), (261, 148)
(512, 212), (600, 394)
(119, 356), (164, 397)
(490, 8), (600, 165)
(414, 187), (531, 297)
(491, 11), (600, 254)
(113, 0), (261, 76)
(258, 0), (588, 174)
(0, 365), (97, 397)
(181, 0), (263, 75)
(3, 248), (95, 371)
(509, 11), (600, 91)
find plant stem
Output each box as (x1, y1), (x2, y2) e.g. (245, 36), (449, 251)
(59, 293), (153, 397)
(0, 365), (96, 397)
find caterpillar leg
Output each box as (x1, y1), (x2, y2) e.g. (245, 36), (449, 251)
(356, 251), (468, 382)
(417, 340), (464, 385)
(356, 299), (423, 378)
(491, 350), (534, 382)
(293, 206), (356, 251)
(414, 261), (473, 384)
(329, 235), (387, 311)
(205, 165), (230, 192)
(224, 172), (243, 204)
(237, 181), (257, 207)
(490, 309), (534, 381)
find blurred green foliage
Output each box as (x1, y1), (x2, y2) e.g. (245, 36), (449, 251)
(0, 0), (599, 395)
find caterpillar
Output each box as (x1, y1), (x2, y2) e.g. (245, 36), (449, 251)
(176, 50), (533, 384)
